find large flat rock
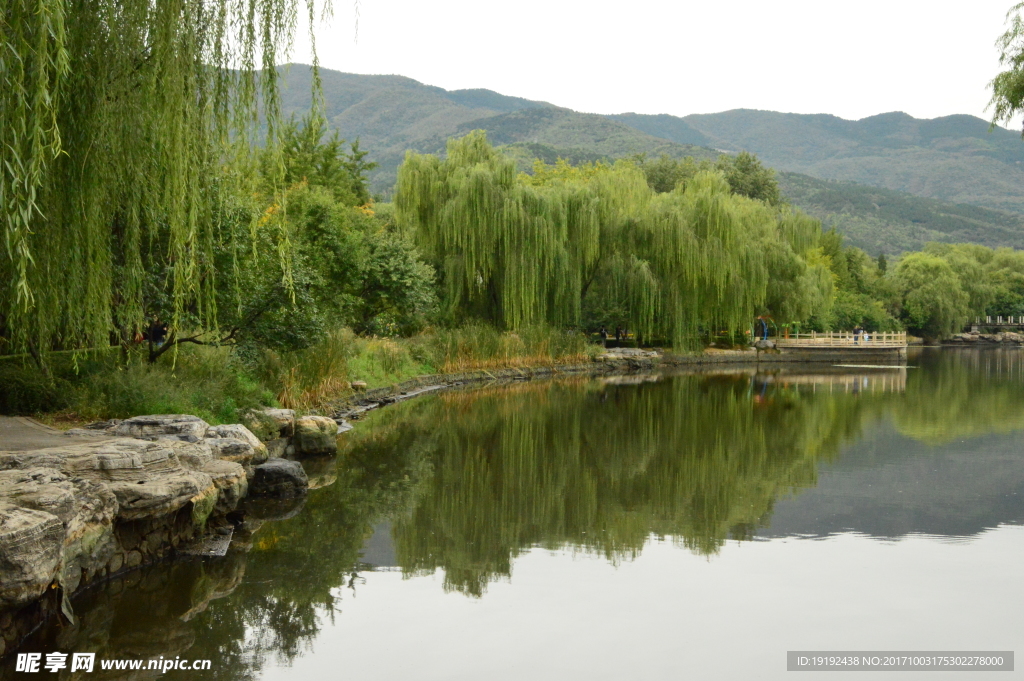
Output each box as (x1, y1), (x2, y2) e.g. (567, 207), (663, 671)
(0, 434), (220, 610)
(0, 416), (113, 451)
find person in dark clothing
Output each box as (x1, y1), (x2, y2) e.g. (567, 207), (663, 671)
(149, 319), (169, 347)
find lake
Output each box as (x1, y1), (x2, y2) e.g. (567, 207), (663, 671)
(6, 348), (1023, 680)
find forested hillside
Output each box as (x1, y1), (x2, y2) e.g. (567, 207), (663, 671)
(777, 173), (1024, 255)
(278, 67), (717, 194)
(616, 109), (1024, 214)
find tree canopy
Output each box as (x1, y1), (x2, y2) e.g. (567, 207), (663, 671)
(396, 132), (832, 346)
(991, 2), (1024, 131)
(1, 0), (322, 359)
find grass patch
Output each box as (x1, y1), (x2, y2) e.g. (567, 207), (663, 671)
(1, 346), (274, 425)
(2, 325), (602, 422)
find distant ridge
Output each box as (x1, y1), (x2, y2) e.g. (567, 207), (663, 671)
(277, 64), (1024, 254)
(614, 109), (1024, 214)
(278, 65), (715, 194)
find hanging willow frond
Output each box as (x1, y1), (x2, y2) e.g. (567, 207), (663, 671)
(1, 0), (324, 356)
(396, 132), (833, 347)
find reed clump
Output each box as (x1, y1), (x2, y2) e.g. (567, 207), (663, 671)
(415, 323), (597, 373)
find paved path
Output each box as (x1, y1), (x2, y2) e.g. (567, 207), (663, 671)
(0, 416), (111, 451)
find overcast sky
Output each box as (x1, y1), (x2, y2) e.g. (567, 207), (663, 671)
(289, 0), (1021, 125)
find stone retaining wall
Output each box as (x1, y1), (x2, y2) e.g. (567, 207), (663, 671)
(946, 332), (1024, 345)
(329, 346), (907, 421)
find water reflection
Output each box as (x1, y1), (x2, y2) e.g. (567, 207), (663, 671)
(5, 348), (1024, 679)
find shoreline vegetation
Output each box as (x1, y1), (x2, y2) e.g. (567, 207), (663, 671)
(8, 128), (1024, 424)
(0, 325), (602, 426)
(8, 3), (1024, 426)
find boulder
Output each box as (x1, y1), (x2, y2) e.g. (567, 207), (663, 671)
(248, 459), (308, 498)
(0, 502), (63, 609)
(205, 438), (255, 465)
(248, 408), (295, 439)
(0, 468), (79, 525)
(85, 419), (122, 431)
(0, 466), (119, 607)
(0, 438), (213, 522)
(165, 440), (214, 471)
(112, 415), (210, 443)
(292, 415), (338, 456)
(199, 460), (248, 514)
(205, 424), (268, 463)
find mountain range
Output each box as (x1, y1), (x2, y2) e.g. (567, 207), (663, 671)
(278, 64), (1024, 255)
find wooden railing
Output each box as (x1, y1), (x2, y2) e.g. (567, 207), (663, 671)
(974, 316), (1024, 327)
(774, 331), (907, 348)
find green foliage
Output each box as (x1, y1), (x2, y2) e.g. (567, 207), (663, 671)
(829, 290), (899, 332)
(890, 253), (970, 338)
(633, 152), (781, 205)
(812, 230), (899, 332)
(717, 152), (782, 205)
(1, 0), (320, 358)
(397, 132), (831, 347)
(353, 230), (438, 336)
(0, 364), (73, 414)
(273, 114), (378, 205)
(991, 2), (1024, 134)
(0, 346), (273, 422)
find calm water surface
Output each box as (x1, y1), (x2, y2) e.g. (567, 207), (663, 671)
(7, 348), (1024, 680)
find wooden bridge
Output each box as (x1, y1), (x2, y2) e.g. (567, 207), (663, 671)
(774, 331), (907, 349)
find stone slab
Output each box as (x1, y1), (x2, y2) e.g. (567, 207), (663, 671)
(0, 417), (114, 452)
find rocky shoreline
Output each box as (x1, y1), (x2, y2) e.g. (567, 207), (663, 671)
(0, 410), (337, 654)
(945, 331), (1024, 345)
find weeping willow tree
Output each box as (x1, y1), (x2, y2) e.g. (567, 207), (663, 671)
(395, 132), (832, 346)
(1, 0), (325, 359)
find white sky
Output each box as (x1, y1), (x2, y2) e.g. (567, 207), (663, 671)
(288, 0), (1022, 125)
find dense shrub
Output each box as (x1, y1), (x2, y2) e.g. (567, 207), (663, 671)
(0, 363), (72, 414)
